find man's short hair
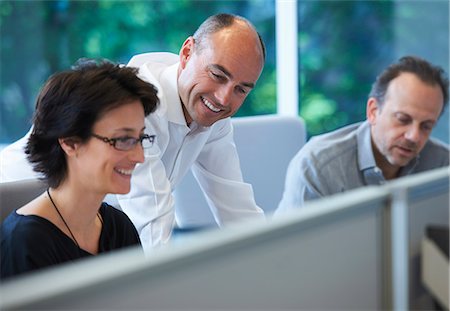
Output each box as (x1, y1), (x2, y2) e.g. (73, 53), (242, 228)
(369, 55), (449, 112)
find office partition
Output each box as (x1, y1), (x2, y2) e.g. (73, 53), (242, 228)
(1, 187), (389, 310)
(1, 167), (448, 310)
(388, 167), (450, 310)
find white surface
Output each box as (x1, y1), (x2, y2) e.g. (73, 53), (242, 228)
(421, 236), (449, 310)
(276, 0), (298, 116)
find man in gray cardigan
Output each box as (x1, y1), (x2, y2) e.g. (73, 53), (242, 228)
(277, 55), (449, 213)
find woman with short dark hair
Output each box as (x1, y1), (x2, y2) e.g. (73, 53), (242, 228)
(1, 59), (159, 279)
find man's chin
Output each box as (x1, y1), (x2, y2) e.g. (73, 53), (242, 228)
(388, 155), (412, 168)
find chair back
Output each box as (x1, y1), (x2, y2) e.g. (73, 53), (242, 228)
(0, 179), (47, 222)
(174, 114), (307, 229)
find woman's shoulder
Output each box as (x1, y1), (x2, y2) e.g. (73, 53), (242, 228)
(2, 212), (59, 242)
(98, 202), (141, 249)
(1, 212), (80, 280)
(16, 193), (56, 223)
(100, 202), (128, 217)
(99, 202), (136, 229)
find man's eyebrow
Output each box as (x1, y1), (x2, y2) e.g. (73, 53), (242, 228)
(394, 112), (410, 117)
(395, 111), (437, 124)
(209, 64), (255, 89)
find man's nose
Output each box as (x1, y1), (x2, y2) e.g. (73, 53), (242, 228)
(216, 85), (233, 106)
(405, 125), (421, 143)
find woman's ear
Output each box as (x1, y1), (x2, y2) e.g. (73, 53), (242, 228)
(179, 37), (194, 69)
(58, 137), (81, 157)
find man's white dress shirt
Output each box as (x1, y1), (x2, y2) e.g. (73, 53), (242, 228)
(0, 52), (264, 253)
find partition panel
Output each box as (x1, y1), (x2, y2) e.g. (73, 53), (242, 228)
(388, 167), (450, 310)
(2, 168), (446, 311)
(407, 171), (449, 309)
(1, 187), (389, 310)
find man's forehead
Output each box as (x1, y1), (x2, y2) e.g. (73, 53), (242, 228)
(209, 25), (263, 57)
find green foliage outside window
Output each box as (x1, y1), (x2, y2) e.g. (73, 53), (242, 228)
(298, 0), (449, 141)
(0, 0), (276, 144)
(1, 0), (448, 145)
(298, 1), (394, 136)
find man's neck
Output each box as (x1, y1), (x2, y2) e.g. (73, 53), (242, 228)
(180, 99), (192, 126)
(371, 141), (400, 180)
(381, 164), (400, 180)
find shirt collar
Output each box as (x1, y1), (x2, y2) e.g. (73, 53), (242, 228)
(357, 119), (420, 180)
(160, 62), (187, 126)
(357, 121), (377, 171)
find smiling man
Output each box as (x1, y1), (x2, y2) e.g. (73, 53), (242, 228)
(0, 14), (266, 252)
(276, 56), (449, 213)
(115, 13), (266, 251)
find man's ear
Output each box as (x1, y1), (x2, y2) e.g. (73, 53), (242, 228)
(58, 137), (81, 157)
(179, 37), (194, 69)
(366, 97), (379, 125)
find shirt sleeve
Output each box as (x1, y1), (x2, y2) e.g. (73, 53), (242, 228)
(0, 127), (42, 183)
(116, 147), (175, 253)
(191, 119), (265, 225)
(275, 148), (323, 215)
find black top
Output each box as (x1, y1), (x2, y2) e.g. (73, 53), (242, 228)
(1, 203), (141, 280)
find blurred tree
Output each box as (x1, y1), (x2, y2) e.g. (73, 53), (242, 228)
(3, 1), (446, 144)
(298, 1), (394, 136)
(0, 0), (276, 144)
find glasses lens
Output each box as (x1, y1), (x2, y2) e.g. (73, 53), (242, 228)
(141, 135), (155, 149)
(115, 137), (136, 151)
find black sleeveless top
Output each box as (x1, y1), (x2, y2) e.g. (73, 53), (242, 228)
(1, 203), (141, 280)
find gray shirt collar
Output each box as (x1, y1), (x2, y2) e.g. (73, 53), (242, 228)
(357, 121), (377, 171)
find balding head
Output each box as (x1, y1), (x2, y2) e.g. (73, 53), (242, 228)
(192, 13), (266, 62)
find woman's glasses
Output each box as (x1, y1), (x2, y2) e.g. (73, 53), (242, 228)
(91, 133), (155, 151)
